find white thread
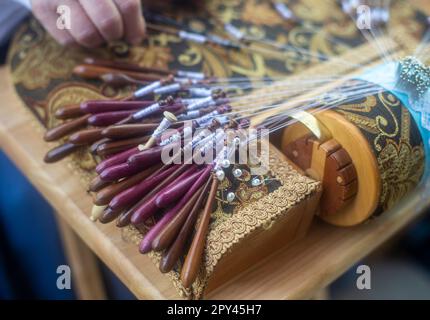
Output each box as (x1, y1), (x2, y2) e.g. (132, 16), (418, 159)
(224, 23), (244, 40)
(153, 83), (181, 95)
(132, 103), (160, 120)
(274, 3), (295, 21)
(177, 110), (201, 121)
(152, 118), (172, 138)
(195, 110), (219, 126)
(133, 81), (161, 98)
(188, 87), (212, 97)
(179, 31), (207, 44)
(176, 70), (205, 80)
(187, 96), (215, 110)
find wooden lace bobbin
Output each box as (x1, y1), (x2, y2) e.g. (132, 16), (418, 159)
(282, 110), (381, 227)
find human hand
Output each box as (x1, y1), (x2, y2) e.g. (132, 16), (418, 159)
(31, 0), (146, 48)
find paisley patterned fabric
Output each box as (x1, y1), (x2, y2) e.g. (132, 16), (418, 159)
(335, 83), (425, 215)
(6, 0), (429, 299)
(8, 0), (429, 131)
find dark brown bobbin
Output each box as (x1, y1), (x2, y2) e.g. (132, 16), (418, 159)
(55, 104), (85, 120)
(44, 114), (91, 142)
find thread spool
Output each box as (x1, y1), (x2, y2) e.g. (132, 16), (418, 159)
(281, 78), (426, 226)
(139, 111), (177, 151)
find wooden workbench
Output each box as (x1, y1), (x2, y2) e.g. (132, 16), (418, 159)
(1, 0), (430, 299)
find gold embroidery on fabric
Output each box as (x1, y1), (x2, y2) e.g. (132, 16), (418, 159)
(128, 45), (174, 71)
(374, 92), (400, 152)
(378, 139), (424, 210)
(336, 95), (378, 113)
(337, 88), (425, 211)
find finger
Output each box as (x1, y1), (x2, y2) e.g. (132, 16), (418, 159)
(31, 0), (76, 46)
(62, 0), (104, 48)
(78, 0), (123, 42)
(113, 0), (146, 45)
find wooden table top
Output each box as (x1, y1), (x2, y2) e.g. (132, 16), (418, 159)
(1, 1), (429, 299)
